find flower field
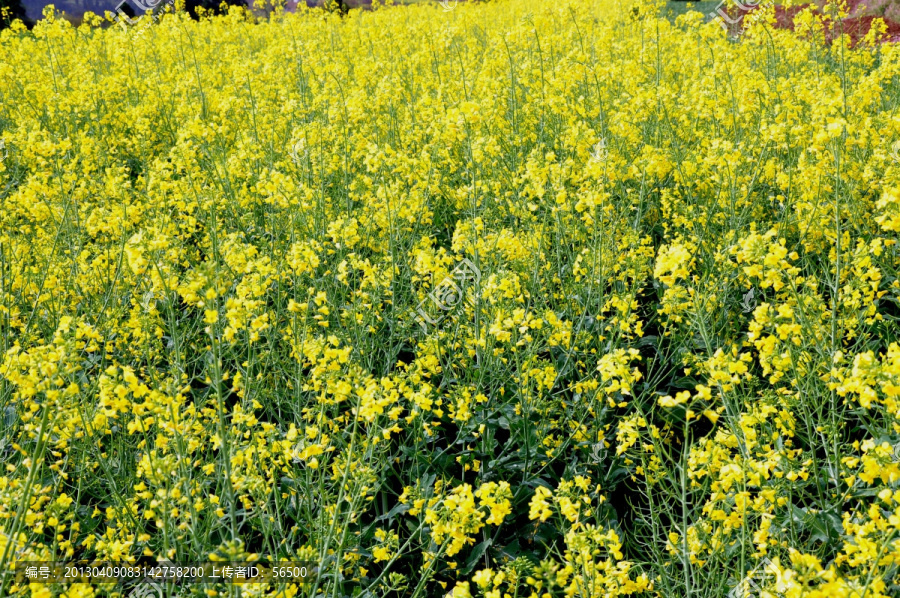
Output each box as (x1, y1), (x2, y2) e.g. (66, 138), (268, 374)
(3, 0), (900, 595)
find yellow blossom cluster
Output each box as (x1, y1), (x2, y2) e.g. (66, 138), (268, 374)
(3, 0), (900, 595)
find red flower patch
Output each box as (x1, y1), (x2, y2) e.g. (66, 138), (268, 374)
(717, 1), (900, 45)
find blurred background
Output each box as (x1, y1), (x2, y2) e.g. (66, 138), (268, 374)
(0, 0), (726, 29)
(3, 0), (435, 26)
(4, 1), (900, 40)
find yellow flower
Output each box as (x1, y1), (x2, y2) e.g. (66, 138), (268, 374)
(529, 486), (553, 523)
(659, 391), (691, 408)
(473, 568), (493, 589)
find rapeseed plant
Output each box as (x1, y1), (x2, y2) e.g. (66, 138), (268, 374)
(2, 0), (900, 595)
